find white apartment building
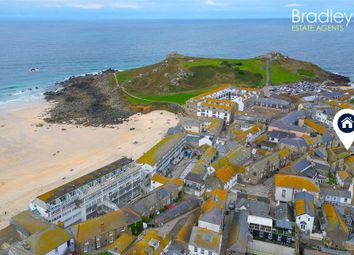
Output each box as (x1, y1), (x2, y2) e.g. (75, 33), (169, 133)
(29, 158), (143, 227)
(193, 86), (260, 124)
(136, 133), (186, 175)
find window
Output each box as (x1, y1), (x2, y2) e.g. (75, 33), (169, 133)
(281, 189), (286, 198)
(308, 218), (310, 221)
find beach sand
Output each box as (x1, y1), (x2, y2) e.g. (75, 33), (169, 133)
(0, 100), (179, 229)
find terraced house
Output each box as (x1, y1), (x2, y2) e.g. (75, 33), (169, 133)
(29, 158), (143, 227)
(188, 190), (227, 255)
(69, 207), (141, 253)
(197, 98), (237, 124)
(184, 145), (217, 196)
(188, 85), (259, 112)
(244, 149), (290, 184)
(136, 133), (186, 175)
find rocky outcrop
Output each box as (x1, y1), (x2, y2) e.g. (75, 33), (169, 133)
(44, 70), (133, 126)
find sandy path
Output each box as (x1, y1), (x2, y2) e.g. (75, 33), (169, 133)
(0, 100), (178, 229)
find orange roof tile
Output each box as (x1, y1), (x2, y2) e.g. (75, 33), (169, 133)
(323, 203), (348, 234)
(151, 173), (170, 185)
(274, 174), (320, 192)
(337, 171), (352, 181)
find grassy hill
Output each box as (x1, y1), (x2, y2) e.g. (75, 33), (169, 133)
(116, 53), (349, 105)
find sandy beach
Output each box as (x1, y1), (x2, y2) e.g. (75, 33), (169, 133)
(0, 100), (178, 229)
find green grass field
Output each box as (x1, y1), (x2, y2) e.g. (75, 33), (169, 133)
(116, 71), (132, 84)
(113, 55), (334, 106)
(126, 92), (200, 105)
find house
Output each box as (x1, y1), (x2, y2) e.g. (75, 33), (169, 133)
(274, 174), (320, 202)
(184, 146), (217, 196)
(268, 130), (296, 143)
(206, 118), (224, 137)
(188, 226), (222, 255)
(29, 158), (143, 227)
(294, 191), (315, 233)
(322, 203), (349, 249)
(181, 117), (202, 134)
(150, 173), (170, 191)
(108, 232), (136, 255)
(244, 149), (290, 184)
(199, 190), (227, 233)
(123, 229), (171, 255)
(189, 86), (260, 124)
(136, 133), (186, 174)
(197, 98), (237, 125)
(68, 207), (141, 254)
(268, 111), (310, 138)
(10, 210), (52, 239)
(319, 187), (352, 206)
(253, 96), (291, 111)
(336, 171), (353, 189)
(214, 165), (245, 190)
(279, 137), (308, 153)
(130, 181), (182, 217)
(198, 135), (214, 147)
(8, 225), (72, 255)
(314, 108), (335, 127)
(152, 198), (200, 227)
(288, 157), (318, 179)
(246, 123), (265, 144)
(208, 147), (251, 174)
(235, 194), (295, 253)
(188, 190), (226, 255)
(226, 210), (249, 255)
(168, 213), (199, 255)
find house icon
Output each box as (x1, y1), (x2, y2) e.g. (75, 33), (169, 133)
(341, 117), (353, 129)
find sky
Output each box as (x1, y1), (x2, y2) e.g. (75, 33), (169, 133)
(0, 0), (353, 20)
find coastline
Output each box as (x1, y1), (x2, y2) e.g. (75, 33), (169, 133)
(0, 98), (179, 229)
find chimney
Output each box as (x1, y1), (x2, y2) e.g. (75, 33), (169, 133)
(100, 222), (105, 233)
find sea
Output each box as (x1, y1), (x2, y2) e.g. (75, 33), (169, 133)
(0, 19), (354, 105)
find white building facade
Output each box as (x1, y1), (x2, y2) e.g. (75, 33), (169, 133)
(29, 159), (143, 227)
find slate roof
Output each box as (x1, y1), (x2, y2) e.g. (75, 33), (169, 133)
(256, 97), (290, 106)
(236, 197), (270, 218)
(320, 188), (351, 199)
(292, 158), (312, 172)
(199, 207), (223, 227)
(270, 111), (308, 133)
(167, 125), (184, 136)
(227, 210), (249, 254)
(295, 191), (315, 217)
(279, 137), (308, 148)
(269, 130), (296, 140)
(275, 220), (292, 230)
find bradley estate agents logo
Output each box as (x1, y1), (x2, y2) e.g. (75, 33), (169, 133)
(292, 9), (354, 32)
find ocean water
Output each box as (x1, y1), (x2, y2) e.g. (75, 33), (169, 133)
(0, 19), (353, 104)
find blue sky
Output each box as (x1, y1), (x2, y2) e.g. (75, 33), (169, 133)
(0, 0), (352, 20)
